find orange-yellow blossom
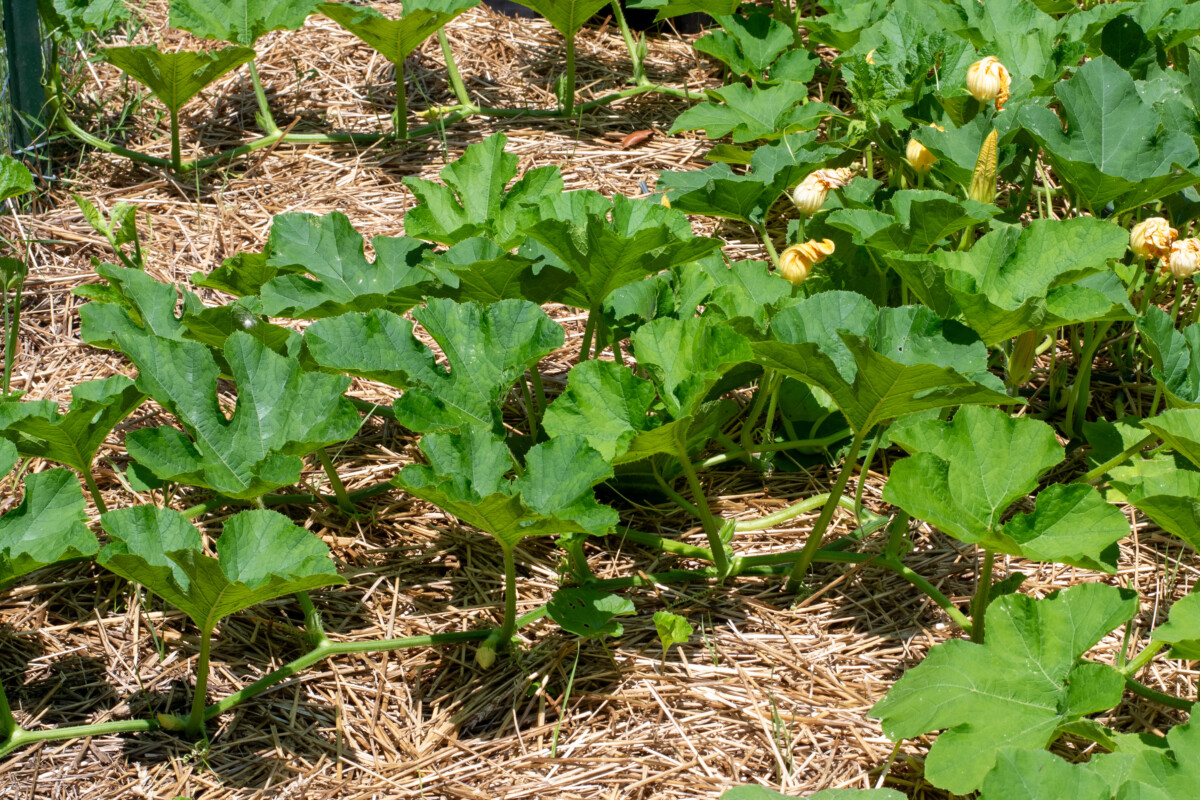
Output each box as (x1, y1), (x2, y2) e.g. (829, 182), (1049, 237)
(1165, 237), (1200, 279)
(790, 167), (857, 215)
(967, 56), (1011, 110)
(906, 125), (942, 173)
(1129, 217), (1177, 260)
(778, 239), (835, 285)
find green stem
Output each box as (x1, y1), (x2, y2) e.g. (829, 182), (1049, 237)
(180, 480), (395, 520)
(756, 224), (782, 270)
(315, 449), (355, 516)
(82, 469), (108, 515)
(854, 427), (883, 523)
(1075, 432), (1158, 485)
(169, 108), (182, 173)
(184, 628), (213, 736)
(348, 397), (397, 419)
(1123, 641), (1165, 677)
(970, 548), (995, 644)
(295, 591), (331, 649)
(695, 429), (850, 469)
(609, 1), (646, 84)
(879, 554), (973, 633)
(1124, 676), (1195, 712)
(529, 368), (548, 421)
(246, 60), (280, 135)
(579, 310), (598, 361)
(735, 493), (862, 532)
(393, 59), (408, 139)
(562, 33), (576, 116)
(616, 527), (715, 560)
(2, 279), (18, 398)
(784, 425), (870, 590)
(739, 369), (777, 457)
(674, 439), (730, 577)
(437, 28), (473, 108)
(0, 717), (158, 759)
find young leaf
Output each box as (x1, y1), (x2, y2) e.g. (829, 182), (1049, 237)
(99, 45), (257, 114)
(826, 189), (998, 255)
(98, 507), (345, 632)
(978, 749), (1117, 800)
(305, 299), (563, 434)
(547, 588), (634, 639)
(668, 82), (837, 143)
(885, 217), (1131, 345)
(403, 133), (563, 249)
(0, 376), (146, 473)
(256, 211), (440, 318)
(752, 292), (1011, 435)
(395, 429), (617, 551)
(694, 10), (793, 81)
(870, 583), (1138, 795)
(320, 0), (477, 67)
(652, 610), (693, 652)
(171, 0), (319, 45)
(1150, 591), (1200, 660)
(1018, 56), (1200, 214)
(0, 469), (96, 589)
(120, 332), (361, 500)
(883, 406), (1128, 571)
(0, 156), (34, 203)
(632, 316), (755, 420)
(1139, 306), (1200, 408)
(76, 263), (204, 351)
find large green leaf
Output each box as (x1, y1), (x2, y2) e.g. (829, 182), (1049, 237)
(403, 133), (563, 249)
(1150, 590), (1200, 660)
(319, 0), (479, 64)
(668, 82), (838, 144)
(871, 583), (1138, 795)
(39, 0), (129, 36)
(421, 238), (571, 304)
(625, 0), (738, 22)
(1107, 452), (1200, 550)
(76, 263), (202, 350)
(1142, 407), (1200, 470)
(524, 194), (719, 313)
(395, 429), (617, 550)
(305, 299), (563, 434)
(800, 0), (890, 50)
(752, 292), (1011, 434)
(170, 0), (318, 44)
(0, 469), (95, 589)
(121, 332), (361, 500)
(693, 10), (793, 82)
(1139, 307), (1200, 407)
(1019, 56), (1200, 214)
(0, 376), (146, 473)
(500, 0), (609, 38)
(99, 507), (345, 633)
(885, 217), (1132, 345)
(255, 211), (439, 318)
(99, 45), (257, 113)
(826, 190), (998, 256)
(632, 316), (755, 420)
(884, 406), (1128, 571)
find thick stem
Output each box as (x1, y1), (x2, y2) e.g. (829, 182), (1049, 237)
(735, 493), (864, 532)
(295, 591), (331, 649)
(609, 1), (646, 84)
(675, 439), (731, 577)
(696, 429), (850, 469)
(562, 33), (577, 116)
(1124, 676), (1195, 712)
(616, 527), (715, 561)
(437, 28), (473, 108)
(1075, 432), (1158, 485)
(854, 427), (883, 523)
(184, 628), (213, 737)
(316, 449), (355, 515)
(1, 281), (17, 397)
(169, 108), (182, 173)
(756, 224), (782, 270)
(970, 548), (995, 644)
(0, 717), (157, 759)
(82, 469), (108, 515)
(579, 310), (598, 361)
(181, 480), (394, 520)
(1123, 641), (1166, 677)
(393, 59), (408, 139)
(246, 60), (279, 135)
(784, 425), (869, 590)
(529, 368), (548, 420)
(738, 369), (777, 456)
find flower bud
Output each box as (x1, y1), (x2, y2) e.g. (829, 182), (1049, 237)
(968, 129), (998, 206)
(660, 194), (671, 209)
(1166, 238), (1200, 279)
(790, 168), (857, 215)
(865, 49), (876, 65)
(475, 642), (497, 669)
(1130, 217), (1177, 260)
(967, 56), (1011, 110)
(906, 137), (936, 173)
(778, 239), (835, 285)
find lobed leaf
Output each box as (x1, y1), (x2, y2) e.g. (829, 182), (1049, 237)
(547, 588), (634, 639)
(171, 0), (318, 44)
(0, 469), (96, 589)
(99, 45), (257, 113)
(319, 0), (479, 63)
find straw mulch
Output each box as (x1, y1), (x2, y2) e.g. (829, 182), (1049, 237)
(0, 3), (1196, 798)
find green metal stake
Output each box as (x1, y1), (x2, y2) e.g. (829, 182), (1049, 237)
(2, 0), (47, 165)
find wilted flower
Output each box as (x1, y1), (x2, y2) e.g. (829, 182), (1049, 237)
(1165, 238), (1200, 279)
(790, 168), (856, 215)
(967, 56), (1011, 110)
(1130, 217), (1177, 260)
(968, 129), (999, 205)
(778, 239), (835, 285)
(906, 125), (942, 173)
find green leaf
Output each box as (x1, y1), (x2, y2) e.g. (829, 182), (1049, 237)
(403, 133), (563, 249)
(99, 507), (345, 633)
(886, 217), (1132, 345)
(99, 45), (257, 113)
(632, 316), (755, 419)
(1142, 407), (1200, 470)
(0, 440), (16, 476)
(395, 430), (617, 550)
(171, 0), (319, 44)
(669, 82), (838, 143)
(547, 588), (634, 639)
(121, 332), (361, 500)
(1108, 452), (1200, 550)
(305, 299), (562, 434)
(0, 376), (146, 473)
(319, 0), (478, 64)
(0, 156), (34, 203)
(753, 293), (1011, 435)
(1150, 590), (1200, 660)
(179, 297), (302, 358)
(523, 194), (720, 312)
(1018, 56), (1200, 214)
(978, 749), (1116, 800)
(421, 238), (562, 304)
(652, 610), (693, 651)
(498, 0), (608, 39)
(76, 263), (204, 351)
(625, 0), (737, 22)
(701, 259), (795, 332)
(800, 0), (889, 50)
(38, 0), (129, 37)
(694, 10), (792, 81)
(871, 583), (1138, 795)
(256, 211), (438, 318)
(827, 190), (998, 256)
(1139, 306), (1200, 407)
(0, 469), (96, 589)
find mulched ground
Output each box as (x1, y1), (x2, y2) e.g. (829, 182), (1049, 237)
(0, 3), (1195, 798)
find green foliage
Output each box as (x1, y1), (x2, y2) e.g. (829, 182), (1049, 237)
(1150, 591), (1200, 660)
(548, 588), (634, 638)
(0, 469), (95, 589)
(884, 406), (1128, 571)
(171, 0), (319, 45)
(1107, 452), (1200, 550)
(827, 189), (998, 255)
(669, 82), (838, 143)
(0, 156), (34, 203)
(871, 583), (1138, 795)
(693, 10), (816, 84)
(38, 0), (129, 37)
(99, 45), (257, 113)
(319, 0), (479, 65)
(625, 0), (738, 22)
(652, 610), (693, 653)
(499, 0), (608, 39)
(1139, 307), (1200, 407)
(73, 195), (143, 269)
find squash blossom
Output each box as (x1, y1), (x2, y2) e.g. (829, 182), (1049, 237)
(1165, 238), (1200, 279)
(906, 125), (942, 173)
(778, 239), (835, 285)
(968, 129), (999, 205)
(791, 167), (856, 215)
(967, 56), (1011, 110)
(865, 49), (876, 65)
(1130, 217), (1177, 260)
(661, 194), (671, 209)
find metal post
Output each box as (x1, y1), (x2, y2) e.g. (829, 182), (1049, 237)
(2, 0), (45, 158)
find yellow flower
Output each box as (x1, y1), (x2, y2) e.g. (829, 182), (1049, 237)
(906, 137), (936, 173)
(790, 168), (857, 215)
(865, 49), (876, 65)
(967, 56), (1011, 110)
(1130, 217), (1177, 260)
(1165, 238), (1200, 279)
(661, 194), (671, 209)
(778, 239), (835, 285)
(968, 129), (999, 205)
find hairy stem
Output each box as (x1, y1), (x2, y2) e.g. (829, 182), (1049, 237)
(169, 109), (182, 173)
(82, 469), (108, 515)
(970, 548), (995, 644)
(393, 59), (408, 138)
(246, 60), (279, 135)
(316, 449), (355, 516)
(184, 628), (213, 736)
(609, 1), (645, 84)
(437, 28), (473, 108)
(675, 439), (730, 577)
(562, 33), (576, 116)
